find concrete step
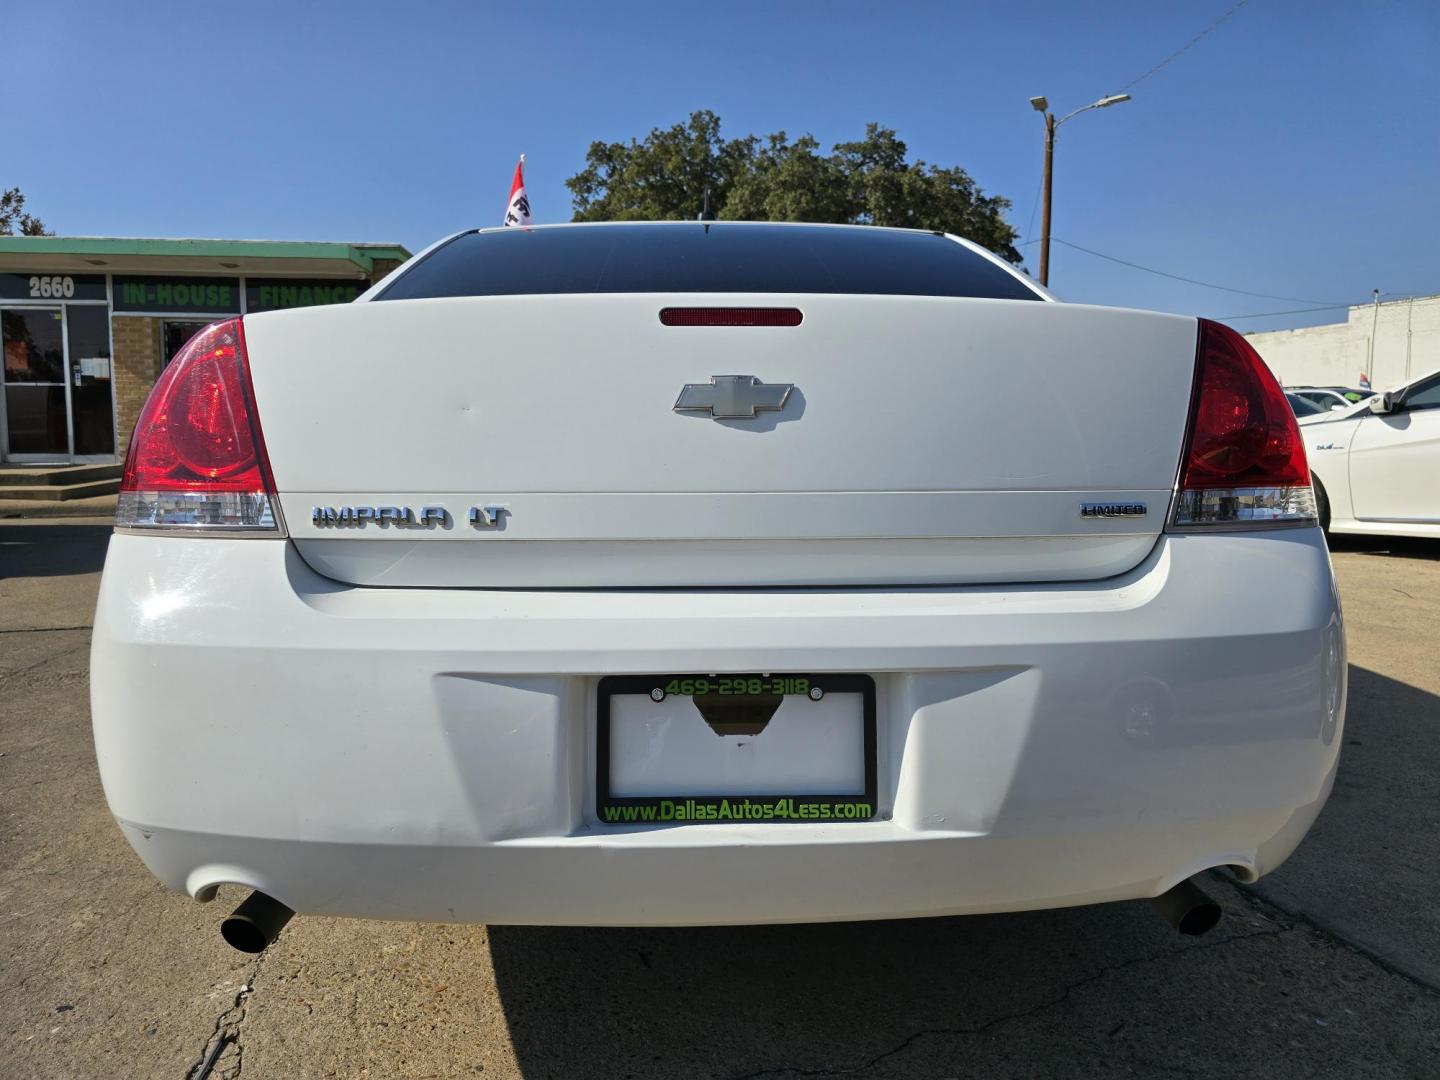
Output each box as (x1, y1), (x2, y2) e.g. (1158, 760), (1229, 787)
(0, 493), (117, 520)
(0, 479), (121, 502)
(0, 464), (123, 487)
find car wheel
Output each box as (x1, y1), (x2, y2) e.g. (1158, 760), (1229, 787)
(1312, 474), (1331, 532)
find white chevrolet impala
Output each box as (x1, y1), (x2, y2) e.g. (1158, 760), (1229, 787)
(90, 222), (1345, 952)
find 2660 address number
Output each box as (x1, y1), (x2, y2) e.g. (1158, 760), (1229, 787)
(28, 275), (76, 299)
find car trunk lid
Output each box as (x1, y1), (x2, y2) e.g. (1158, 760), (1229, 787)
(244, 293), (1195, 588)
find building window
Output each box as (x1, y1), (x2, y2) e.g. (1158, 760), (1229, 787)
(163, 321), (214, 368)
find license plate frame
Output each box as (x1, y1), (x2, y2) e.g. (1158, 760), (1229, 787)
(596, 673), (877, 825)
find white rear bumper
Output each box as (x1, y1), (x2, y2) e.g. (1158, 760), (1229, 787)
(90, 529), (1345, 926)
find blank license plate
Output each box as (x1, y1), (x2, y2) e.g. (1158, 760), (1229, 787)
(596, 674), (876, 825)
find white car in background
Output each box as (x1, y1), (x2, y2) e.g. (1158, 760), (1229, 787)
(90, 222), (1345, 953)
(1287, 386), (1370, 412)
(1300, 368), (1440, 537)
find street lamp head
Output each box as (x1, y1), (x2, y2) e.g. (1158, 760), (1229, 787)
(1029, 96), (1049, 113)
(1094, 93), (1131, 108)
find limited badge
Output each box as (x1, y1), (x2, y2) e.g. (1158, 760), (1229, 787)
(1080, 502), (1148, 518)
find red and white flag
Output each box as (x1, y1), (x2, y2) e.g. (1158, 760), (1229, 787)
(503, 155), (532, 227)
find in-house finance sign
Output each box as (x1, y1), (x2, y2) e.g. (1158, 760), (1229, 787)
(111, 275), (365, 315)
(113, 276), (240, 315)
(244, 279), (365, 312)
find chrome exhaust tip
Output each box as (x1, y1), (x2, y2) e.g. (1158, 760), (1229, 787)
(1150, 877), (1222, 937)
(220, 891), (294, 953)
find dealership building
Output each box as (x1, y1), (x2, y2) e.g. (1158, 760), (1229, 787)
(1246, 292), (1440, 392)
(0, 236), (410, 473)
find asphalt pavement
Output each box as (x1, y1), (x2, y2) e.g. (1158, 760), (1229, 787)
(2, 522), (1438, 1079)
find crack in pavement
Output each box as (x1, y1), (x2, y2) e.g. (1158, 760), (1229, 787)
(725, 922), (1293, 1080)
(0, 668), (89, 691)
(0, 642), (92, 685)
(186, 951), (267, 1080)
(0, 633), (90, 685)
(1227, 876), (1440, 997)
(731, 874), (1440, 1080)
(0, 625), (93, 634)
(12, 890), (154, 997)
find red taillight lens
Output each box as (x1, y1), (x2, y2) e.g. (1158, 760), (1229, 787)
(117, 319), (282, 532)
(659, 307), (803, 327)
(1170, 319), (1315, 527)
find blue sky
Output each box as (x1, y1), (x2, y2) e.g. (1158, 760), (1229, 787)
(6, 0), (1436, 330)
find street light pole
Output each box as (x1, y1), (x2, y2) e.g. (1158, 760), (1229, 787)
(1039, 111), (1055, 287)
(1029, 93), (1131, 288)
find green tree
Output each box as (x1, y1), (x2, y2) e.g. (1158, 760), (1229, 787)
(0, 187), (51, 236)
(566, 113), (1020, 264)
(722, 133), (850, 223)
(567, 111), (757, 223)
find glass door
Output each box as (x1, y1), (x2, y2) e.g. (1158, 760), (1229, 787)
(65, 306), (116, 460)
(0, 306), (116, 463)
(1, 307), (69, 461)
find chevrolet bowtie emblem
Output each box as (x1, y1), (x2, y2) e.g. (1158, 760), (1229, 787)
(673, 375), (794, 419)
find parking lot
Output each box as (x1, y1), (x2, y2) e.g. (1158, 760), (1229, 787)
(2, 521), (1438, 1080)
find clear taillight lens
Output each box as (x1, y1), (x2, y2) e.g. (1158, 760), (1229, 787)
(116, 319), (283, 533)
(1169, 319), (1316, 528)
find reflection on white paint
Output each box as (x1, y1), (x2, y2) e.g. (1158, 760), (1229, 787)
(139, 590), (186, 621)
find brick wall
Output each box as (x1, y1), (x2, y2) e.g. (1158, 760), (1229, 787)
(111, 316), (161, 456)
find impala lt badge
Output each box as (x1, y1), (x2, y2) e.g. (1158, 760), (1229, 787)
(310, 504), (508, 529)
(312, 505), (449, 528)
(674, 375), (793, 419)
(469, 505), (507, 527)
(1080, 502), (1148, 518)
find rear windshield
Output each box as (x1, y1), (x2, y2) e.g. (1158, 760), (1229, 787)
(376, 223), (1041, 302)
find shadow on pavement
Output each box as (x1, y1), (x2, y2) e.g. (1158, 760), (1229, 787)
(0, 523), (111, 579)
(1242, 664), (1440, 986)
(1326, 532), (1440, 561)
(488, 664), (1439, 1079)
(490, 902), (1183, 1080)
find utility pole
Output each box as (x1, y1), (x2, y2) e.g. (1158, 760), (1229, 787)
(1039, 111), (1056, 287)
(1029, 93), (1132, 288)
(1367, 288), (1381, 380)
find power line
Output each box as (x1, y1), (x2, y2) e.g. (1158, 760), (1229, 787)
(1049, 238), (1348, 305)
(1021, 236), (1435, 317)
(1121, 0), (1253, 92)
(1216, 304), (1355, 320)
(1021, 172), (1043, 248)
(1220, 293), (1440, 320)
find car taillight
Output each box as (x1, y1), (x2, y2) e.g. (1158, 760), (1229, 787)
(1169, 318), (1316, 529)
(116, 319), (283, 533)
